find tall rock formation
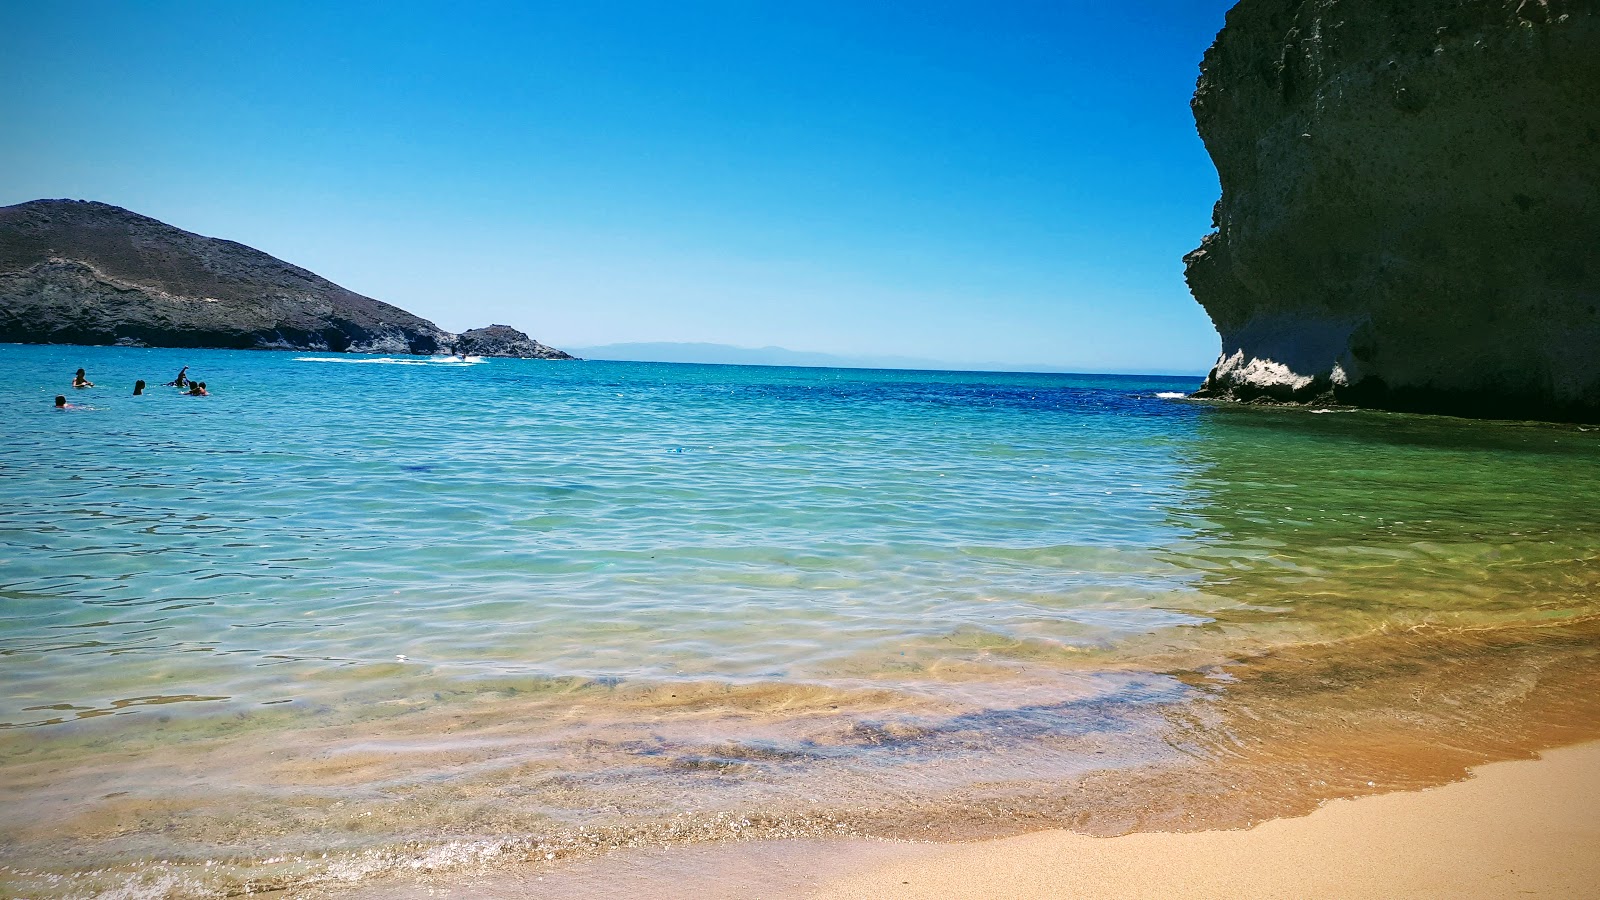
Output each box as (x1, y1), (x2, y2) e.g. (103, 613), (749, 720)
(0, 199), (452, 354)
(1185, 0), (1600, 421)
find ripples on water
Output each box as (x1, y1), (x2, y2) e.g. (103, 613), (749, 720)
(2, 344), (1598, 897)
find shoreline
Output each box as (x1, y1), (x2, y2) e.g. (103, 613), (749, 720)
(377, 738), (1600, 899)
(812, 739), (1600, 900)
(8, 610), (1600, 898)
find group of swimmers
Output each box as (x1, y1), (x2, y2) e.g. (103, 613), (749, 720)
(55, 365), (208, 408)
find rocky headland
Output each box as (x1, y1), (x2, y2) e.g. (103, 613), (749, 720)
(0, 199), (567, 359)
(455, 324), (573, 359)
(1185, 0), (1600, 421)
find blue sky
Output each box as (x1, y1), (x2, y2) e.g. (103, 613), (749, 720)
(2, 1), (1234, 373)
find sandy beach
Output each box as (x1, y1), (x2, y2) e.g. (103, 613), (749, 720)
(354, 739), (1600, 899)
(812, 739), (1600, 900)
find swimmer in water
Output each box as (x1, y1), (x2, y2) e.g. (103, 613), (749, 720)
(73, 368), (94, 388)
(134, 380), (146, 395)
(55, 395), (68, 408)
(188, 381), (209, 396)
(166, 366), (189, 388)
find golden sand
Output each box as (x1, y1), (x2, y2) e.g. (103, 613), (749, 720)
(813, 739), (1600, 900)
(343, 739), (1600, 899)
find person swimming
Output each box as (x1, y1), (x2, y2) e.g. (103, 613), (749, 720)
(55, 395), (68, 408)
(166, 366), (189, 388)
(134, 380), (146, 395)
(187, 381), (209, 396)
(73, 368), (94, 388)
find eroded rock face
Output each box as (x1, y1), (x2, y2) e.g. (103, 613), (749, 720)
(0, 199), (452, 354)
(1186, 0), (1600, 421)
(455, 324), (574, 359)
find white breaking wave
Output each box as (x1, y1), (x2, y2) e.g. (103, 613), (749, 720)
(1154, 391), (1187, 399)
(294, 355), (485, 366)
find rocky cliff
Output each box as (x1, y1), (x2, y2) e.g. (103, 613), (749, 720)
(455, 324), (574, 359)
(1185, 0), (1600, 421)
(0, 199), (453, 354)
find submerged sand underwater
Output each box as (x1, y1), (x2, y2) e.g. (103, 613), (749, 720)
(3, 346), (1598, 897)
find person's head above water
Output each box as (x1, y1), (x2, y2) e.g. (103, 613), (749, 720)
(55, 395), (67, 408)
(134, 380), (146, 395)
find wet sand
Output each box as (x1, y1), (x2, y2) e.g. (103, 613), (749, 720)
(814, 739), (1600, 900)
(9, 615), (1600, 898)
(336, 739), (1600, 899)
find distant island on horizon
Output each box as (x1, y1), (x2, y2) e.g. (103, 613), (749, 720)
(565, 341), (1209, 378)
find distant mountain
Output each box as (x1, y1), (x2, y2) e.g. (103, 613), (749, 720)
(564, 342), (1207, 376)
(0, 199), (560, 358)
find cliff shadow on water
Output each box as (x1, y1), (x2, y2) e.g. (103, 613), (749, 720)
(1185, 0), (1600, 422)
(1119, 403), (1600, 830)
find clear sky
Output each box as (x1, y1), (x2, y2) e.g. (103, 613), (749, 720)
(2, 1), (1235, 374)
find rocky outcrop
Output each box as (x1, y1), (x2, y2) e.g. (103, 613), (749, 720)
(0, 199), (452, 354)
(1185, 0), (1600, 421)
(455, 324), (574, 359)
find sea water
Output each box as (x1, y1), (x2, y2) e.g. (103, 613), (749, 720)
(3, 344), (1599, 897)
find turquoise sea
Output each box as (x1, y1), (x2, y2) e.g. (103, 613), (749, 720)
(3, 343), (1600, 897)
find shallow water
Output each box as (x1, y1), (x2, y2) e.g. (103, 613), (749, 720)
(2, 344), (1599, 897)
